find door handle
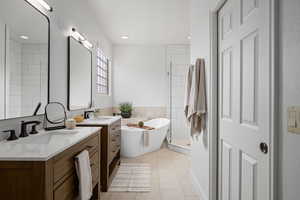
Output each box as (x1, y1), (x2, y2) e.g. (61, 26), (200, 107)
(260, 143), (268, 154)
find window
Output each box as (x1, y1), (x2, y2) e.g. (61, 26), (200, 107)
(96, 48), (109, 94)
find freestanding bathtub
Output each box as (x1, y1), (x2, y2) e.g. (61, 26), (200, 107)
(121, 118), (170, 158)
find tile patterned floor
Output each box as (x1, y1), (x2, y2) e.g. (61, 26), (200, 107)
(101, 148), (201, 200)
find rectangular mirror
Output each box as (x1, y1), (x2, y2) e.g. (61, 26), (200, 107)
(0, 0), (49, 120)
(68, 37), (92, 110)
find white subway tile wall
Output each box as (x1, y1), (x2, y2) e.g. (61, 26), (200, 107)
(21, 43), (48, 116)
(6, 40), (47, 118)
(7, 39), (22, 118)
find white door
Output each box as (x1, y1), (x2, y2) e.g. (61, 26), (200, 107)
(218, 0), (271, 200)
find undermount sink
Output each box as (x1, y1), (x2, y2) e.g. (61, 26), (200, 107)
(21, 135), (52, 144)
(21, 130), (78, 145)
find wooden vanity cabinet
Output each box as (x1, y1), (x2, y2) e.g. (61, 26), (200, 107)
(0, 129), (101, 200)
(78, 119), (121, 192)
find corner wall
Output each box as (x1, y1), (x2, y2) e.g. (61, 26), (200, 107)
(190, 0), (218, 199)
(112, 45), (168, 118)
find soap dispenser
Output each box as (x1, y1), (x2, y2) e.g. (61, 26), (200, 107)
(3, 130), (18, 141)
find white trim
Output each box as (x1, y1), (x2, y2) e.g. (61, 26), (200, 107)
(270, 0), (279, 199)
(190, 170), (209, 200)
(167, 143), (191, 155)
(208, 0), (277, 200)
(209, 1), (227, 200)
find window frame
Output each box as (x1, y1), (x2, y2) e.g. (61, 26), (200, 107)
(96, 47), (110, 95)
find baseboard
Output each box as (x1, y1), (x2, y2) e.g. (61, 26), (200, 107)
(190, 170), (209, 200)
(167, 143), (191, 155)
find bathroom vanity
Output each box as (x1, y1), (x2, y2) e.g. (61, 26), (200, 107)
(0, 127), (101, 200)
(78, 116), (121, 192)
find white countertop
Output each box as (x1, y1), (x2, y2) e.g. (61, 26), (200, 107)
(0, 127), (101, 161)
(78, 116), (121, 126)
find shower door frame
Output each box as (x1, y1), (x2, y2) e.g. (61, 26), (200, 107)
(167, 45), (191, 150)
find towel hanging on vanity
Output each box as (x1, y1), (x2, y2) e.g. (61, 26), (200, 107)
(75, 150), (93, 200)
(184, 58), (207, 138)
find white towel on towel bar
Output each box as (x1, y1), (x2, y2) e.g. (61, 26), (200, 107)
(75, 150), (93, 200)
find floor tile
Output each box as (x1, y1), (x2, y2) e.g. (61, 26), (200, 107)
(101, 148), (201, 200)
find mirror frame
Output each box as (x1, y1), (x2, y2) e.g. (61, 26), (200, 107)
(0, 0), (50, 121)
(44, 102), (67, 124)
(67, 36), (93, 111)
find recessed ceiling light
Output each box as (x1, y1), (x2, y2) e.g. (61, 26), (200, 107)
(187, 36), (191, 40)
(121, 35), (129, 39)
(20, 35), (29, 40)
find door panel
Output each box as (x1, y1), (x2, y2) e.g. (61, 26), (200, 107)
(220, 140), (232, 200)
(240, 152), (257, 200)
(221, 48), (233, 120)
(240, 31), (258, 125)
(218, 0), (271, 199)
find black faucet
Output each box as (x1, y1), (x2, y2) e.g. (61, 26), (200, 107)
(20, 121), (41, 137)
(3, 130), (18, 141)
(84, 110), (94, 119)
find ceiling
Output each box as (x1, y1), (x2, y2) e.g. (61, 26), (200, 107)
(87, 0), (191, 45)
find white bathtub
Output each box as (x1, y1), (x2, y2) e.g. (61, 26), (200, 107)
(121, 118), (170, 158)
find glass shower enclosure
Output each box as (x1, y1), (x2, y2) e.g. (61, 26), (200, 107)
(166, 45), (191, 150)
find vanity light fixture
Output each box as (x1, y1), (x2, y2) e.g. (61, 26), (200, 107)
(71, 28), (85, 41)
(26, 0), (53, 12)
(71, 28), (93, 49)
(187, 35), (191, 40)
(83, 40), (93, 49)
(121, 35), (129, 39)
(20, 35), (29, 40)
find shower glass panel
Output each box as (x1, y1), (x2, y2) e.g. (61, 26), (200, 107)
(167, 46), (191, 148)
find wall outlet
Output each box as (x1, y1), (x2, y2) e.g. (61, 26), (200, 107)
(288, 106), (300, 134)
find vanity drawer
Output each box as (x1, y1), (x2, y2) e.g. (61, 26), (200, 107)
(110, 120), (121, 133)
(53, 133), (100, 184)
(85, 135), (99, 155)
(54, 174), (78, 200)
(110, 140), (120, 161)
(90, 151), (99, 186)
(110, 131), (121, 144)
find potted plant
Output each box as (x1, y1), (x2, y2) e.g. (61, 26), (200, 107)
(119, 102), (133, 118)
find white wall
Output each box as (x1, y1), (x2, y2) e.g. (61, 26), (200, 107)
(112, 45), (168, 107)
(0, 0), (113, 139)
(49, 0), (113, 109)
(190, 0), (217, 199)
(279, 0), (300, 199)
